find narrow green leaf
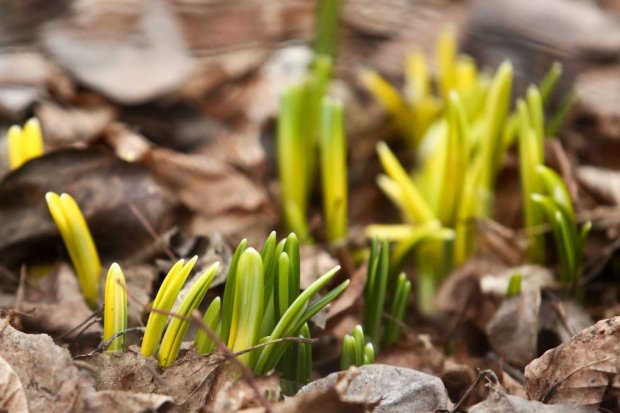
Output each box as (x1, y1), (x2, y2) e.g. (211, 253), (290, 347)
(220, 239), (248, 344)
(158, 262), (219, 367)
(194, 297), (222, 355)
(227, 248), (264, 366)
(103, 263), (127, 353)
(141, 257), (197, 357)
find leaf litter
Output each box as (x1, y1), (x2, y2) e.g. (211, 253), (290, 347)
(3, 0), (620, 412)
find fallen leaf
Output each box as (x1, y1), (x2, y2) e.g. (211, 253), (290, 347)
(0, 354), (28, 413)
(525, 317), (620, 406)
(376, 335), (444, 374)
(0, 318), (84, 412)
(209, 372), (280, 413)
(157, 349), (221, 412)
(21, 262), (102, 339)
(298, 364), (449, 412)
(480, 265), (557, 296)
(81, 351), (159, 394)
(470, 382), (597, 413)
(35, 99), (117, 148)
(41, 0), (195, 104)
(578, 166), (620, 206)
(83, 390), (175, 413)
(487, 290), (541, 367)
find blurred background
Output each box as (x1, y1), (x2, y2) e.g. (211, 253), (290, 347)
(1, 0), (620, 264)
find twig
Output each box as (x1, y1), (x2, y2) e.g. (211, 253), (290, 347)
(128, 202), (177, 261)
(57, 310), (102, 340)
(450, 369), (498, 413)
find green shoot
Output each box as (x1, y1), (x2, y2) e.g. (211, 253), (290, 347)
(7, 118), (44, 170)
(45, 192), (102, 309)
(362, 238), (414, 348)
(320, 97), (348, 244)
(518, 87), (546, 263)
(253, 265), (346, 375)
(278, 85), (311, 242)
(340, 325), (374, 370)
(227, 249), (264, 366)
(277, 56), (333, 243)
(103, 263), (127, 353)
(158, 262), (219, 367)
(194, 297), (221, 355)
(532, 166), (591, 285)
(313, 0), (341, 58)
(141, 257), (197, 358)
(383, 272), (411, 346)
(363, 238), (388, 347)
(220, 239), (248, 345)
(506, 273), (522, 298)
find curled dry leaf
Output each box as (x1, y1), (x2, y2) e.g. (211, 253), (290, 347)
(0, 354), (28, 413)
(525, 316), (620, 406)
(298, 364), (449, 413)
(0, 318), (83, 412)
(83, 390), (174, 413)
(470, 382), (597, 413)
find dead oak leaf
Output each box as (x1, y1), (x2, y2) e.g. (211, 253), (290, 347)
(0, 318), (84, 412)
(0, 354), (28, 413)
(525, 316), (620, 406)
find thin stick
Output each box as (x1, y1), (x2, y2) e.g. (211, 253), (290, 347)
(450, 369), (498, 413)
(128, 202), (177, 261)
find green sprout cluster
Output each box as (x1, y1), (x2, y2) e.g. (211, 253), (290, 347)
(340, 325), (374, 370)
(363, 238), (412, 348)
(532, 166), (591, 285)
(363, 28), (577, 313)
(102, 232), (349, 393)
(277, 58), (349, 246)
(516, 84), (590, 285)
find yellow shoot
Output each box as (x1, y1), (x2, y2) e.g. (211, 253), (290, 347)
(45, 192), (101, 309)
(103, 263), (127, 353)
(7, 118), (44, 170)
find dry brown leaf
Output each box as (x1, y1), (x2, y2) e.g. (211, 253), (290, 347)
(209, 372), (280, 413)
(83, 350), (159, 394)
(35, 100), (117, 148)
(0, 354), (28, 413)
(470, 382), (597, 413)
(299, 364), (448, 412)
(41, 0), (195, 104)
(0, 318), (84, 412)
(578, 166), (620, 206)
(83, 390), (175, 413)
(0, 52), (57, 116)
(487, 290), (541, 367)
(376, 336), (444, 374)
(157, 350), (221, 412)
(525, 317), (620, 406)
(21, 262), (101, 338)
